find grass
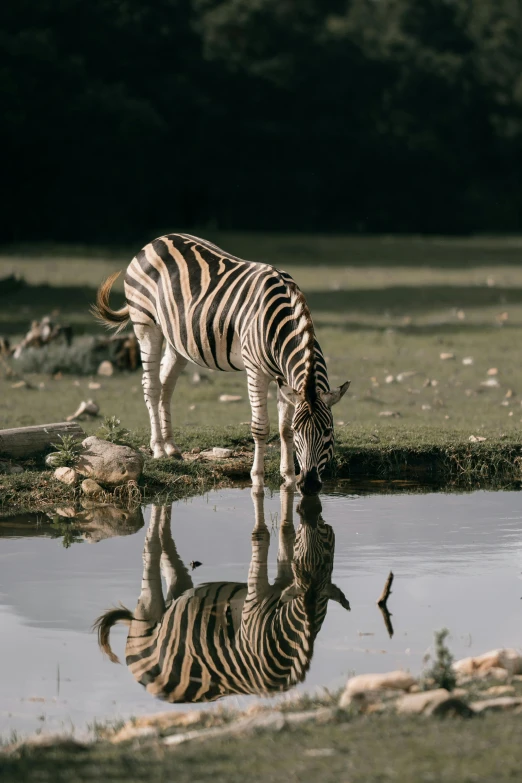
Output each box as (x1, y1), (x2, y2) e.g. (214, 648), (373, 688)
(2, 233), (522, 507)
(3, 713), (522, 782)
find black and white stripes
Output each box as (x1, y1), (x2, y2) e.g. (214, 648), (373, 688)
(93, 233), (349, 493)
(94, 492), (350, 703)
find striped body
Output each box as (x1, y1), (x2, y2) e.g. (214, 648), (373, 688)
(125, 234), (326, 382)
(93, 234), (349, 493)
(95, 492), (350, 703)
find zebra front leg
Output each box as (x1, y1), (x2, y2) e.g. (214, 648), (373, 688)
(159, 343), (188, 458)
(277, 386), (296, 490)
(134, 323), (166, 458)
(158, 503), (194, 601)
(247, 488), (271, 598)
(273, 488), (296, 590)
(246, 369), (271, 493)
(134, 505), (165, 622)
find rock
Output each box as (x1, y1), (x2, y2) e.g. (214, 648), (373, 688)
(219, 394), (242, 403)
(396, 371), (417, 382)
(453, 649), (522, 677)
(480, 378), (500, 388)
(483, 685), (515, 696)
(395, 689), (473, 717)
(379, 411), (401, 418)
(191, 447), (201, 454)
(440, 353), (455, 360)
(462, 357), (474, 365)
(88, 382), (101, 390)
(469, 435), (487, 443)
(76, 436), (144, 486)
(54, 466), (78, 485)
(487, 367), (498, 376)
(212, 447), (233, 458)
(55, 506), (77, 518)
(81, 478), (103, 496)
(163, 711), (285, 746)
(97, 360), (114, 376)
(76, 504), (144, 543)
(339, 671), (416, 707)
(385, 375), (394, 384)
(470, 697), (522, 714)
(341, 688), (404, 713)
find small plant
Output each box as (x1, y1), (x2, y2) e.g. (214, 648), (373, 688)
(48, 433), (83, 467)
(422, 628), (457, 691)
(50, 518), (83, 548)
(97, 415), (131, 445)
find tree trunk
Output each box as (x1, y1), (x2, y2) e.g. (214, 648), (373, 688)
(0, 422), (85, 459)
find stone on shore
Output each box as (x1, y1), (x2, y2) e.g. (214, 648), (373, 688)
(76, 436), (143, 486)
(339, 670), (416, 707)
(54, 466), (78, 485)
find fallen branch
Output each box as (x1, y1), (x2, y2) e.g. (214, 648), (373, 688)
(377, 570), (394, 607)
(377, 571), (394, 639)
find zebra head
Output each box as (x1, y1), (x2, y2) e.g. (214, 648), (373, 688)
(278, 379), (350, 495)
(280, 495), (350, 616)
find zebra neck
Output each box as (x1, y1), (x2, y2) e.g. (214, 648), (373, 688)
(276, 337), (329, 396)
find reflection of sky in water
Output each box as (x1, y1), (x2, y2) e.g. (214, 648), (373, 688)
(1, 488), (521, 737)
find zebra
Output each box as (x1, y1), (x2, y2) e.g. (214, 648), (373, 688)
(94, 490), (350, 703)
(92, 234), (349, 495)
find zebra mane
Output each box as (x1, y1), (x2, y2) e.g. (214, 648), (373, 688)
(286, 279), (316, 409)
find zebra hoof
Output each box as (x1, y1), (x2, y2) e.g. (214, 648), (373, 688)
(164, 444), (183, 459)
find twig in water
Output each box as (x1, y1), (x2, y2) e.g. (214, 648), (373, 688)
(377, 570), (394, 607)
(377, 571), (394, 639)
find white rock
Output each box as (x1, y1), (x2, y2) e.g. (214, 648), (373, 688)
(97, 360), (114, 376)
(55, 506), (77, 518)
(395, 689), (472, 717)
(440, 352), (455, 360)
(471, 697), (522, 714)
(339, 671), (416, 707)
(77, 436), (144, 486)
(385, 375), (394, 384)
(469, 435), (487, 443)
(212, 447), (233, 458)
(81, 478), (103, 496)
(379, 411), (401, 418)
(453, 649), (522, 677)
(54, 466), (78, 485)
(219, 394), (242, 403)
(462, 357), (474, 365)
(487, 367), (498, 376)
(396, 371), (417, 382)
(480, 378), (500, 388)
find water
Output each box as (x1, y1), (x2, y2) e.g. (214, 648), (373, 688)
(1, 486), (522, 737)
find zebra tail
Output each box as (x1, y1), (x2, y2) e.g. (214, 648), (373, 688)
(92, 606), (134, 663)
(91, 271), (130, 333)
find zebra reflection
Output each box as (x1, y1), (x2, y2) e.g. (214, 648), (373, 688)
(94, 490), (350, 702)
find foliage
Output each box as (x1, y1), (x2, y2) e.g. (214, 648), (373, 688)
(49, 434), (83, 468)
(49, 517), (83, 548)
(96, 416), (131, 445)
(422, 628), (457, 691)
(2, 0), (522, 241)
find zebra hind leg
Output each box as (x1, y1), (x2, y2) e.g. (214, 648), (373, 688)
(134, 323), (167, 458)
(159, 343), (188, 458)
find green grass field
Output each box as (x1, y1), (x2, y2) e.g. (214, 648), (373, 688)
(2, 233), (522, 500)
(3, 713), (522, 783)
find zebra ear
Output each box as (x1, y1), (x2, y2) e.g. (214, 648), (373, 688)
(320, 381), (350, 408)
(276, 377), (302, 406)
(327, 583), (351, 611)
(280, 584), (304, 603)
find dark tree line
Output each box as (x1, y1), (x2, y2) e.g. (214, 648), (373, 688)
(2, 0), (522, 242)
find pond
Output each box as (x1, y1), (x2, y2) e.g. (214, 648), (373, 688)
(1, 485), (522, 738)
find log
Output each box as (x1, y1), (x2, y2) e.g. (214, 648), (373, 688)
(0, 422), (86, 458)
